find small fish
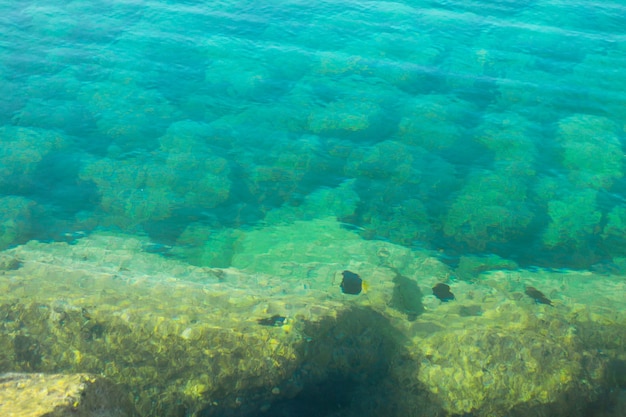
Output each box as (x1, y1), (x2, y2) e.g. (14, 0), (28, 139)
(257, 315), (286, 327)
(432, 283), (455, 302)
(142, 242), (173, 255)
(60, 230), (87, 244)
(525, 286), (553, 306)
(340, 270), (368, 295)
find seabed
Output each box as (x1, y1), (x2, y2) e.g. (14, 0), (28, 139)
(0, 217), (625, 417)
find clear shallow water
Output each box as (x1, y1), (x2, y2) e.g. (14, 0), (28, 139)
(1, 0), (626, 269)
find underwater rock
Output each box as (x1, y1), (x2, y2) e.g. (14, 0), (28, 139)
(415, 320), (605, 417)
(305, 75), (388, 139)
(0, 233), (407, 417)
(601, 206), (626, 255)
(0, 373), (138, 417)
(397, 94), (468, 151)
(0, 196), (36, 251)
(0, 253), (21, 271)
(475, 112), (537, 167)
(0, 126), (69, 194)
(443, 171), (534, 252)
(345, 140), (415, 183)
(78, 80), (179, 152)
(455, 254), (519, 281)
(542, 188), (602, 252)
(432, 283), (455, 302)
(556, 114), (623, 190)
(2, 231), (623, 417)
(79, 129), (231, 229)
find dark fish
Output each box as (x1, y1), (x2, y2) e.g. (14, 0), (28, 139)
(432, 283), (455, 302)
(525, 286), (553, 306)
(340, 270), (363, 295)
(257, 315), (286, 326)
(142, 242), (173, 255)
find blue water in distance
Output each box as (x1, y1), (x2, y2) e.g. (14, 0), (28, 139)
(1, 0), (626, 269)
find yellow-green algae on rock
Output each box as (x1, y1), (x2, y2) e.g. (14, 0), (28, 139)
(0, 372), (139, 417)
(0, 221), (624, 417)
(400, 267), (626, 417)
(0, 231), (407, 416)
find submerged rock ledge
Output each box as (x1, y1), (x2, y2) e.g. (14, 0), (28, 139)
(0, 372), (139, 417)
(0, 228), (624, 417)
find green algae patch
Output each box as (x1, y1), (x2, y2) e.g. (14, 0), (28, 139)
(77, 79), (179, 153)
(0, 196), (36, 251)
(542, 189), (602, 251)
(0, 126), (69, 194)
(443, 170), (534, 251)
(79, 120), (231, 230)
(555, 114), (623, 190)
(397, 94), (470, 151)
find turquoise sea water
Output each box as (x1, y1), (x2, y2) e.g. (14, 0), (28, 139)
(1, 0), (626, 269)
(2, 2), (626, 416)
